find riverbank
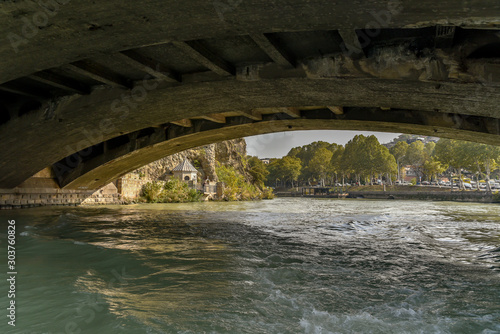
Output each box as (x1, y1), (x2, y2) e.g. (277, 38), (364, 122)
(275, 185), (500, 203)
(2, 183), (497, 210)
(348, 185), (499, 203)
(348, 190), (497, 203)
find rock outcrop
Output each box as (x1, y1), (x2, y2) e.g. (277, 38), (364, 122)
(127, 138), (250, 183)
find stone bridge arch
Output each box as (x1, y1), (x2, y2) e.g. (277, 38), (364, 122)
(55, 106), (499, 190)
(1, 0), (500, 190)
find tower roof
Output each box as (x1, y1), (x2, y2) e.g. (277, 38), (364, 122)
(172, 159), (198, 172)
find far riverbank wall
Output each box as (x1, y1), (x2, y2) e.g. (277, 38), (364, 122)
(346, 191), (497, 203)
(275, 186), (498, 203)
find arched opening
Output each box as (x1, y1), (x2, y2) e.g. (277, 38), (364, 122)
(468, 42), (500, 59)
(52, 107), (500, 191)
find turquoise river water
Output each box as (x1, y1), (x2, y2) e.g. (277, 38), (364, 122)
(0, 198), (500, 333)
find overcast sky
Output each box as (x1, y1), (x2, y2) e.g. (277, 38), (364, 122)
(245, 130), (402, 158)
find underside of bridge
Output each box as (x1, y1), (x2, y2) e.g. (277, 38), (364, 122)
(1, 0), (500, 190)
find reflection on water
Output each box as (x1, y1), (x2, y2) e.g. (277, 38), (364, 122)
(1, 198), (500, 333)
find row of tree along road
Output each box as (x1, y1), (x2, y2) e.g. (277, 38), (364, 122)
(263, 135), (500, 192)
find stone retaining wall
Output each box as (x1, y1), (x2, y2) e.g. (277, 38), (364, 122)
(80, 183), (124, 206)
(0, 188), (93, 209)
(0, 181), (124, 210)
(116, 174), (151, 201)
(347, 191), (497, 203)
(0, 171), (152, 209)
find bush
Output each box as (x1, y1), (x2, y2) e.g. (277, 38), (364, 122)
(410, 178), (417, 186)
(216, 163), (265, 201)
(261, 187), (275, 199)
(142, 181), (164, 202)
(141, 178), (201, 203)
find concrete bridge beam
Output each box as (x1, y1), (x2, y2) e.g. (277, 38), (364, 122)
(0, 1), (500, 190)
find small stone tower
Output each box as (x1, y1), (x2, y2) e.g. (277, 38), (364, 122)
(172, 159), (198, 183)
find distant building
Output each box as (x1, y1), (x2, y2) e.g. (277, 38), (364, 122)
(383, 135), (441, 148)
(260, 159), (270, 164)
(427, 137), (440, 143)
(382, 142), (395, 149)
(172, 159), (198, 183)
(404, 165), (417, 180)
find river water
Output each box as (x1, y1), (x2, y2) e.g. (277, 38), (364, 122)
(1, 198), (500, 333)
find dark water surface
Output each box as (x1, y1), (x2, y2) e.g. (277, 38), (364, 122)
(1, 198), (500, 333)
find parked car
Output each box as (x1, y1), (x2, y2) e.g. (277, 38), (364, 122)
(421, 181), (430, 185)
(463, 183), (472, 189)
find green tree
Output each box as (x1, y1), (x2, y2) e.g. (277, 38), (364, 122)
(329, 145), (345, 184)
(163, 177), (201, 202)
(341, 135), (368, 184)
(423, 157), (446, 183)
(307, 147), (333, 186)
(377, 146), (398, 184)
(406, 141), (427, 182)
(267, 156), (302, 188)
(434, 139), (457, 190)
(247, 156), (269, 189)
(481, 145), (500, 191)
(142, 179), (201, 203)
(288, 141), (340, 183)
(390, 141), (408, 182)
(216, 163), (263, 200)
(287, 141), (331, 165)
(424, 142), (436, 157)
(458, 141), (500, 191)
(455, 141), (478, 189)
(365, 135), (386, 184)
(340, 135), (394, 185)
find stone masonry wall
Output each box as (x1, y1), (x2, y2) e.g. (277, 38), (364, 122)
(115, 174), (152, 201)
(0, 168), (124, 209)
(0, 188), (93, 209)
(0, 184), (124, 209)
(80, 183), (124, 206)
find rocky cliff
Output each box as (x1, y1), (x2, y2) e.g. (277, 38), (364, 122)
(127, 138), (250, 183)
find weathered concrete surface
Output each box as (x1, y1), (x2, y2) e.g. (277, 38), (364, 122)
(1, 0), (499, 83)
(2, 75), (500, 189)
